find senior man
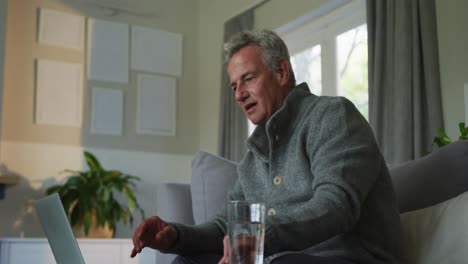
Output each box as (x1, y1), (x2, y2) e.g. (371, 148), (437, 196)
(131, 29), (403, 264)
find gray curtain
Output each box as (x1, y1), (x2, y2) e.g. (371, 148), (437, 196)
(367, 0), (444, 165)
(218, 10), (254, 162)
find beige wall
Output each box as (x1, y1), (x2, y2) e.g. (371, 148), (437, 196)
(0, 0), (6, 137)
(2, 0), (84, 147)
(2, 0), (199, 155)
(436, 0), (468, 139)
(0, 0), (198, 237)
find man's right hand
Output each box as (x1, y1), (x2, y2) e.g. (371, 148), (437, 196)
(130, 216), (178, 258)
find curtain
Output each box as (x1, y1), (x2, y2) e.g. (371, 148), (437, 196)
(218, 10), (254, 162)
(367, 0), (444, 165)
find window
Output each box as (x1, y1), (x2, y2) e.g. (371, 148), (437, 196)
(290, 45), (322, 95)
(284, 0), (368, 118)
(247, 0), (367, 136)
(337, 24), (368, 119)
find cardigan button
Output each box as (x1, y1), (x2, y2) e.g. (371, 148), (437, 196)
(273, 176), (282, 185)
(267, 208), (277, 216)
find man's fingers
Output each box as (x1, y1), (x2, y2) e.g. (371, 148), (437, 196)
(130, 248), (137, 258)
(217, 236), (229, 264)
(223, 236), (229, 257)
(218, 255), (229, 264)
(130, 215), (172, 257)
(131, 217), (155, 256)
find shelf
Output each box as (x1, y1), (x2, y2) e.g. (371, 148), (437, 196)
(0, 174), (20, 185)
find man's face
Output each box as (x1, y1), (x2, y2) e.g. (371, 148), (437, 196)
(227, 45), (289, 127)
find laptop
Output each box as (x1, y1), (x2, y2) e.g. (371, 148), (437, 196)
(35, 193), (86, 264)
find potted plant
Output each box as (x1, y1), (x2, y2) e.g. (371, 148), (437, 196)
(45, 151), (145, 237)
(433, 122), (468, 148)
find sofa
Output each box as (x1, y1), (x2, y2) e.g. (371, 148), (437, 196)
(155, 140), (468, 264)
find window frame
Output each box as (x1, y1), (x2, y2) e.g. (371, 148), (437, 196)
(280, 0), (367, 97)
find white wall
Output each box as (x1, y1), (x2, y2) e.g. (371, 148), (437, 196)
(436, 0), (468, 139)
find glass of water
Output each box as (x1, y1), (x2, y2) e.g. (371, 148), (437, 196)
(227, 200), (265, 264)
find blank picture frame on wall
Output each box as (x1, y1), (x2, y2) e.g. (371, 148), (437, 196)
(38, 8), (85, 50)
(131, 26), (183, 77)
(87, 18), (129, 83)
(136, 73), (176, 136)
(35, 59), (83, 127)
(91, 87), (124, 136)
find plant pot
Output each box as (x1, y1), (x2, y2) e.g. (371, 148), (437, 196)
(72, 211), (115, 238)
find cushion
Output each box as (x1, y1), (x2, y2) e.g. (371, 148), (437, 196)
(390, 140), (468, 213)
(190, 151), (238, 224)
(400, 190), (468, 264)
(156, 182), (194, 224)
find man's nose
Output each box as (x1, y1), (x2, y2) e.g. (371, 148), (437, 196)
(235, 85), (248, 102)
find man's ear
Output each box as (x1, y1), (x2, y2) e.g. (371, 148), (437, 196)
(276, 59), (290, 86)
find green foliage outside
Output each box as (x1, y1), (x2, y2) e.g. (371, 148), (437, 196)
(339, 28), (369, 120)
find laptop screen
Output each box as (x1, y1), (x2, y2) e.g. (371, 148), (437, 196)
(35, 193), (85, 264)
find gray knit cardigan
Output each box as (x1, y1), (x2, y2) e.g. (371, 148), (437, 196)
(169, 83), (403, 264)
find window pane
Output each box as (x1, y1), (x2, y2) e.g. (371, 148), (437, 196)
(337, 24), (368, 119)
(248, 119), (256, 136)
(291, 45), (322, 95)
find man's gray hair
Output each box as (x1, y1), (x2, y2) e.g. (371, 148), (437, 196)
(224, 29), (296, 85)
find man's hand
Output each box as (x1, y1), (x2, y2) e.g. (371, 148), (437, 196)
(218, 236), (230, 264)
(130, 216), (178, 258)
(218, 235), (259, 264)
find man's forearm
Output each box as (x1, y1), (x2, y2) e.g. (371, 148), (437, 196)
(162, 222), (225, 256)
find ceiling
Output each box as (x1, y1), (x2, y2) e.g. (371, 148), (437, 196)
(60, 0), (161, 19)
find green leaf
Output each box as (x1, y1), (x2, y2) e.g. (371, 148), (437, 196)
(64, 176), (83, 188)
(45, 185), (62, 195)
(459, 122), (468, 139)
(102, 188), (111, 202)
(124, 175), (141, 181)
(62, 169), (83, 175)
(83, 211), (93, 236)
(123, 186), (137, 213)
(70, 203), (81, 227)
(84, 151), (104, 172)
(437, 129), (447, 137)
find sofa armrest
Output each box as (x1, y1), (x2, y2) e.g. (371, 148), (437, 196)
(390, 140), (468, 213)
(156, 182), (194, 225)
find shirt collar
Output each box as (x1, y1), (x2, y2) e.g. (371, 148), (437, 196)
(246, 83), (313, 161)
